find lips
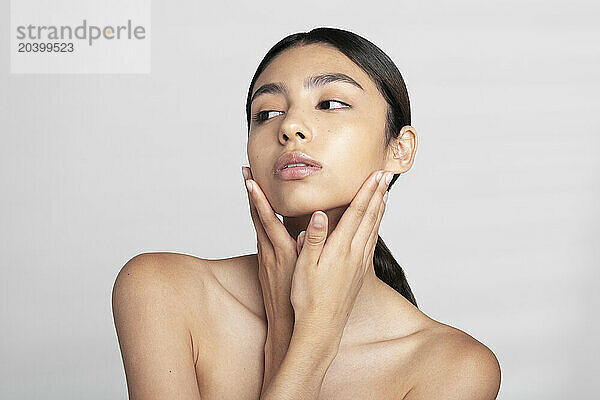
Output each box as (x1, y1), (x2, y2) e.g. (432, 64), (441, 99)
(274, 151), (322, 174)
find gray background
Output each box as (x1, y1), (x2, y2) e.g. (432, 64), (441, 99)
(1, 1), (598, 399)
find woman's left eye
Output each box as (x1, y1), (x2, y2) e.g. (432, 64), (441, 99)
(318, 100), (350, 110)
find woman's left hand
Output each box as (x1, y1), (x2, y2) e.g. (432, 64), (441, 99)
(290, 170), (390, 342)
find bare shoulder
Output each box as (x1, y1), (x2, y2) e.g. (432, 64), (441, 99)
(114, 252), (213, 297)
(111, 252), (268, 399)
(113, 251), (264, 320)
(111, 252), (213, 399)
(404, 322), (501, 400)
(112, 252), (217, 331)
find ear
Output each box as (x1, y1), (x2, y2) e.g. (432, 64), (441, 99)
(384, 125), (418, 174)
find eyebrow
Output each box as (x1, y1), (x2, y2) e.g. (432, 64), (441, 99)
(250, 73), (364, 105)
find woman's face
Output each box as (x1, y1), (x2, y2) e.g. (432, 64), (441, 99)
(247, 43), (399, 217)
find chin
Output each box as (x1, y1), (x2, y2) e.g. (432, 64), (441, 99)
(274, 196), (343, 218)
(275, 203), (318, 218)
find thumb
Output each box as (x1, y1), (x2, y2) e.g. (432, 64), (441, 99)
(297, 211), (328, 263)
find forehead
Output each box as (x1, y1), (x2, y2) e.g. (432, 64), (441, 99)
(252, 43), (378, 95)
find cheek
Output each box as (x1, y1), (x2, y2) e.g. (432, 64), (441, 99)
(247, 138), (271, 172)
(327, 130), (378, 174)
(315, 167), (370, 206)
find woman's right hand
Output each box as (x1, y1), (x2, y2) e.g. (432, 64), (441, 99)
(243, 166), (311, 395)
(242, 166), (303, 322)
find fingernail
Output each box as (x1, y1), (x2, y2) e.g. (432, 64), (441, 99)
(312, 212), (325, 228)
(242, 166), (249, 180)
(383, 191), (389, 204)
(385, 172), (393, 184)
(376, 170), (383, 182)
(245, 180), (253, 193)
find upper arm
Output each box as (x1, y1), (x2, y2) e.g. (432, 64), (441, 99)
(404, 334), (501, 400)
(112, 253), (202, 400)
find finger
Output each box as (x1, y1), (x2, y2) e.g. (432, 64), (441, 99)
(296, 230), (306, 256)
(243, 170), (292, 250)
(352, 171), (391, 255)
(249, 192), (272, 254)
(242, 167), (269, 245)
(297, 211), (328, 267)
(328, 170), (383, 249)
(363, 189), (387, 267)
(242, 167), (275, 258)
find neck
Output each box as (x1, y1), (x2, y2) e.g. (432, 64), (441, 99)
(282, 205), (346, 240)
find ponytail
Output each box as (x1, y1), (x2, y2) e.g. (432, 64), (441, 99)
(245, 28), (418, 307)
(373, 235), (418, 308)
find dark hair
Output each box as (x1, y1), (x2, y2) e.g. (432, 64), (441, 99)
(244, 27), (418, 308)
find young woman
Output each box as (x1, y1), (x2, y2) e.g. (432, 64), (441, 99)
(112, 27), (501, 400)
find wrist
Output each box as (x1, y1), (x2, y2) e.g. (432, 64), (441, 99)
(264, 300), (294, 328)
(265, 318), (294, 342)
(291, 317), (342, 358)
(264, 314), (295, 350)
(294, 310), (346, 337)
(262, 288), (294, 316)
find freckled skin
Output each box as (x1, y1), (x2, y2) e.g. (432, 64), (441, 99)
(114, 45), (500, 400)
(196, 42), (498, 400)
(243, 47), (427, 387)
(247, 43), (418, 294)
(235, 43), (499, 399)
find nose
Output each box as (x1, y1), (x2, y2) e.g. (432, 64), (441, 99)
(278, 108), (313, 145)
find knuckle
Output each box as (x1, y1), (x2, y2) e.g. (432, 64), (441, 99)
(349, 243), (363, 260)
(274, 242), (295, 258)
(258, 215), (270, 227)
(354, 203), (369, 215)
(261, 215), (278, 231)
(368, 209), (379, 224)
(306, 231), (326, 245)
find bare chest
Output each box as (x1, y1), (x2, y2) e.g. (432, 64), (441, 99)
(191, 295), (416, 400)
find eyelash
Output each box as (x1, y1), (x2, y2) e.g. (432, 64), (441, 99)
(252, 100), (350, 124)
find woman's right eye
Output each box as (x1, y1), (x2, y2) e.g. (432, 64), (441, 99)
(253, 110), (284, 124)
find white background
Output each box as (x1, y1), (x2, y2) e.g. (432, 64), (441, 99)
(1, 0), (598, 398)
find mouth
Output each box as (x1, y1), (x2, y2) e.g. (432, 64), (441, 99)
(275, 164), (322, 180)
(273, 151), (323, 181)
